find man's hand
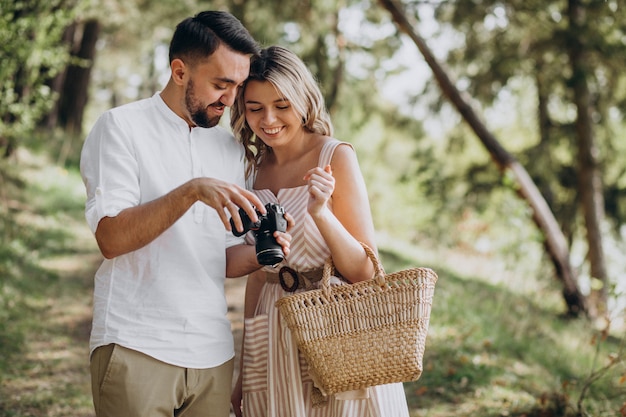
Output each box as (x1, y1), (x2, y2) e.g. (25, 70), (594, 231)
(192, 177), (266, 233)
(95, 177), (267, 259)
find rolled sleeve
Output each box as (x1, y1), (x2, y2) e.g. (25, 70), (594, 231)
(81, 112), (140, 234)
(84, 186), (140, 233)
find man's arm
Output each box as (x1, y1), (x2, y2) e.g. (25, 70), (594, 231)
(96, 177), (265, 259)
(225, 213), (294, 278)
(225, 244), (261, 278)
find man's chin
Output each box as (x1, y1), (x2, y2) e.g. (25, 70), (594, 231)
(192, 115), (221, 128)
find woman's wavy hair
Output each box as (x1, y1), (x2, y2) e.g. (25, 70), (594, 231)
(230, 46), (333, 179)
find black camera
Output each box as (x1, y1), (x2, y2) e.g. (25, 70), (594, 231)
(230, 203), (288, 265)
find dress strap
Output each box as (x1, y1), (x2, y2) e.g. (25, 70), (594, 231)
(318, 140), (354, 168)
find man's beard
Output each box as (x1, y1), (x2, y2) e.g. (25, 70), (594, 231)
(185, 79), (221, 128)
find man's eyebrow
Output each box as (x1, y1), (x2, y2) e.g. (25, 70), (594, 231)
(214, 77), (237, 85)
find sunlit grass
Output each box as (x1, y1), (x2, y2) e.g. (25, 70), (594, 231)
(379, 243), (626, 417)
(0, 148), (96, 417)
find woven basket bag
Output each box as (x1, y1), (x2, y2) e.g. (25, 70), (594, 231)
(275, 242), (437, 396)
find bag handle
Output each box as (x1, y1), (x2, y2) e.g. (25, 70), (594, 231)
(321, 242), (386, 297)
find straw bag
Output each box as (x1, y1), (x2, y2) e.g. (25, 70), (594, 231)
(275, 242), (437, 396)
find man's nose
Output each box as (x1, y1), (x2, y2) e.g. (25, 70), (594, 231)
(221, 87), (238, 107)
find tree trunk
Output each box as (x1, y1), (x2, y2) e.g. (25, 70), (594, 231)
(378, 0), (587, 317)
(325, 9), (344, 114)
(567, 0), (608, 317)
(42, 22), (77, 131)
(57, 18), (100, 135)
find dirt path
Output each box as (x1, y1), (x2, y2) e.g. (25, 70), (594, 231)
(0, 246), (248, 417)
(225, 275), (248, 391)
(1, 251), (101, 417)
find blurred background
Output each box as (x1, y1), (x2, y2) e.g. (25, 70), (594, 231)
(1, 0), (625, 416)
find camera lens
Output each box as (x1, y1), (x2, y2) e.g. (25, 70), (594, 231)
(256, 247), (284, 265)
(255, 229), (284, 265)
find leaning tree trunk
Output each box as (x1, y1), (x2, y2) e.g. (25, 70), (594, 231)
(567, 0), (608, 317)
(378, 0), (587, 317)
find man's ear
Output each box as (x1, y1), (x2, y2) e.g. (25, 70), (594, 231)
(170, 58), (186, 85)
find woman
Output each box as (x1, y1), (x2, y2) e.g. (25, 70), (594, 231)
(230, 46), (410, 417)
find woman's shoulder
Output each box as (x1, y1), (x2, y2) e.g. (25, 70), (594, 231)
(316, 135), (351, 146)
(313, 136), (355, 168)
(320, 136), (355, 155)
(315, 136), (353, 153)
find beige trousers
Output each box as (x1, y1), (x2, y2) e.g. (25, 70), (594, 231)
(90, 344), (234, 417)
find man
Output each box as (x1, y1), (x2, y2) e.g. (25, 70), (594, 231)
(80, 11), (290, 417)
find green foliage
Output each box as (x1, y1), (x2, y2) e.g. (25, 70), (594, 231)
(84, 0), (405, 119)
(427, 0), (626, 232)
(0, 150), (86, 370)
(0, 0), (82, 154)
(379, 244), (626, 417)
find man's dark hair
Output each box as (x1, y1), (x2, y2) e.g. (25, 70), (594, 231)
(169, 11), (260, 65)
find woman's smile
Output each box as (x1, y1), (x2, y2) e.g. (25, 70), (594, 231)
(263, 126), (283, 135)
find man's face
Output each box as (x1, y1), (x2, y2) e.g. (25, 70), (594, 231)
(185, 78), (220, 128)
(182, 44), (251, 128)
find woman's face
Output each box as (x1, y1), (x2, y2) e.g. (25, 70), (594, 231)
(243, 80), (303, 148)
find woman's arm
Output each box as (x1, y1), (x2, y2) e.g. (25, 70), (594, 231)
(305, 144), (377, 282)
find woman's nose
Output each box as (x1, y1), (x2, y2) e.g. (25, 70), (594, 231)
(262, 109), (276, 123)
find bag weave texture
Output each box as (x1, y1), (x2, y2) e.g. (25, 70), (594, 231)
(275, 243), (437, 396)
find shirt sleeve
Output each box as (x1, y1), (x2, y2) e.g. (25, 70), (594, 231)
(225, 232), (247, 249)
(80, 111), (141, 234)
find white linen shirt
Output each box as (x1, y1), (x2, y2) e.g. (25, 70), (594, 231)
(80, 93), (245, 369)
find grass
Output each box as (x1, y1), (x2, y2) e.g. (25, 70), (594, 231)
(0, 149), (98, 417)
(0, 147), (625, 417)
(378, 246), (626, 417)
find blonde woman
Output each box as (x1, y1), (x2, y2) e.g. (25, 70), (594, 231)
(230, 46), (410, 417)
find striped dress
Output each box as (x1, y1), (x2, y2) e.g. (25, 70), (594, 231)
(241, 140), (410, 417)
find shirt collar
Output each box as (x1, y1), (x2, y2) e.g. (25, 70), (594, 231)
(153, 92), (192, 130)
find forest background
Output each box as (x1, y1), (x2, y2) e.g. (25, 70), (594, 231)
(1, 0), (625, 416)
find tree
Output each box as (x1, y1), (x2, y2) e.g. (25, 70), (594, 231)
(52, 18), (101, 135)
(566, 0), (608, 317)
(41, 17), (101, 166)
(377, 0), (588, 316)
(0, 0), (78, 157)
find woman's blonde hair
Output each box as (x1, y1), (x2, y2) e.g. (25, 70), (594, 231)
(230, 46), (333, 178)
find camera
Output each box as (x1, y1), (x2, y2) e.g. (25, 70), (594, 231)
(230, 203), (288, 265)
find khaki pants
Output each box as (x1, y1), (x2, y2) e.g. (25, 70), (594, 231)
(90, 344), (234, 417)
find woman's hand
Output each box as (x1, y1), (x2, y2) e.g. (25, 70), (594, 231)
(304, 164), (334, 217)
(231, 374), (243, 417)
(273, 211), (295, 258)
